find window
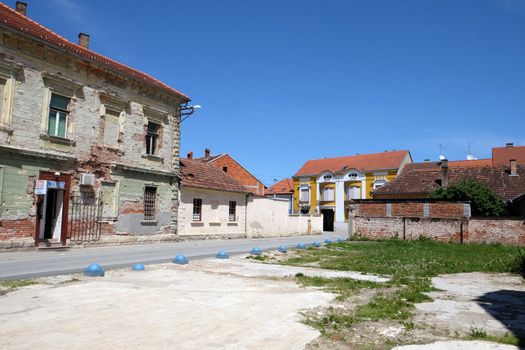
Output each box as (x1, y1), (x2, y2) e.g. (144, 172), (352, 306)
(193, 198), (202, 221)
(299, 187), (309, 203)
(48, 94), (69, 138)
(223, 166), (228, 173)
(100, 182), (117, 218)
(0, 77), (6, 120)
(103, 108), (121, 148)
(346, 186), (360, 200)
(145, 121), (160, 155)
(229, 201), (236, 221)
(322, 187), (334, 201)
(143, 186), (157, 220)
(348, 173), (358, 179)
(373, 180), (387, 190)
(323, 175), (332, 181)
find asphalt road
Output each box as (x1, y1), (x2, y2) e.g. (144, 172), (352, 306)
(0, 233), (342, 280)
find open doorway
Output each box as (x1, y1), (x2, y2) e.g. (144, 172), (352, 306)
(35, 172), (71, 246)
(321, 209), (334, 232)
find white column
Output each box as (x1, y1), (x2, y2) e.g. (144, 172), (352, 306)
(335, 179), (345, 223)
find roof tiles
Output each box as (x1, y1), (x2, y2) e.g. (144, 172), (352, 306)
(180, 159), (249, 193)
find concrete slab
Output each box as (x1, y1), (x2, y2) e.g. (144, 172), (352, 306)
(393, 340), (520, 350)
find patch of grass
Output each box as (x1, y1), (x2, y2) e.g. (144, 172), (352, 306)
(296, 275), (380, 300)
(0, 279), (38, 289)
(302, 307), (355, 335)
(467, 328), (524, 346)
(469, 326), (487, 339)
(246, 255), (267, 262)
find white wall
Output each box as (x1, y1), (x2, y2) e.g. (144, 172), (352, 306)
(247, 196), (322, 237)
(178, 187), (247, 238)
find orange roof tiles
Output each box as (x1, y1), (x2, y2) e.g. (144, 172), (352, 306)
(294, 150), (410, 177)
(266, 178), (293, 195)
(492, 145), (525, 166)
(180, 159), (249, 193)
(0, 3), (189, 100)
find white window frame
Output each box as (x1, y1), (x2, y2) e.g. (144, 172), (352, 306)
(0, 70), (15, 128)
(47, 96), (69, 138)
(346, 186), (360, 200)
(299, 186), (310, 203)
(322, 186), (334, 201)
(373, 180), (387, 190)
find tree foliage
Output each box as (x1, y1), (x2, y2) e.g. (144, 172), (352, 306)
(430, 179), (507, 217)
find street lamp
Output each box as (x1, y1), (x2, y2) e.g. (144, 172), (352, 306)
(179, 104), (201, 123)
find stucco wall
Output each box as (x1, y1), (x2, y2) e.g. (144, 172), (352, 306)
(177, 187), (247, 238)
(247, 196), (322, 237)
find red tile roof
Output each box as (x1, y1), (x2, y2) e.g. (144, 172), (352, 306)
(180, 159), (249, 193)
(374, 162), (525, 201)
(492, 145), (525, 166)
(0, 3), (189, 100)
(266, 178), (293, 195)
(294, 150), (410, 177)
(399, 159), (492, 173)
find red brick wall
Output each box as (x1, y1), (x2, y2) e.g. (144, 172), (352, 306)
(358, 203), (386, 217)
(468, 219), (525, 245)
(0, 218), (35, 240)
(429, 203), (465, 218)
(392, 203), (424, 217)
(210, 155), (266, 195)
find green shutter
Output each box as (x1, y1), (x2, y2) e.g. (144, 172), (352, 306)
(57, 112), (67, 137)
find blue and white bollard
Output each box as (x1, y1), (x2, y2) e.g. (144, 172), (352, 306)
(216, 250), (230, 259)
(312, 241), (321, 247)
(296, 242), (306, 249)
(250, 247), (262, 255)
(324, 239), (333, 244)
(131, 263), (145, 271)
(173, 255), (189, 265)
(83, 263), (104, 277)
(278, 245), (287, 253)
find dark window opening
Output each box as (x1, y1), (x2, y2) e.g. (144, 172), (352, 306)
(229, 201), (236, 221)
(223, 166), (228, 173)
(193, 198), (202, 221)
(143, 186), (157, 220)
(145, 121), (160, 155)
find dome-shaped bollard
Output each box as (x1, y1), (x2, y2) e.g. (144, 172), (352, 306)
(296, 242), (306, 249)
(173, 255), (189, 265)
(324, 239), (333, 244)
(250, 247), (262, 255)
(312, 241), (321, 247)
(83, 263), (104, 277)
(216, 250), (230, 259)
(131, 263), (145, 271)
(336, 237), (345, 242)
(278, 245), (287, 253)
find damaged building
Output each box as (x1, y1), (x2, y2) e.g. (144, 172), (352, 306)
(0, 2), (191, 249)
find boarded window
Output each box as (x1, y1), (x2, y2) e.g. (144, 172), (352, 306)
(48, 93), (69, 138)
(143, 186), (157, 220)
(100, 182), (117, 218)
(229, 201), (236, 221)
(145, 121), (160, 155)
(0, 78), (6, 120)
(104, 108), (120, 148)
(193, 198), (202, 221)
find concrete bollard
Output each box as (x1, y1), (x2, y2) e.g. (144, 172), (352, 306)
(278, 245), (287, 253)
(216, 250), (230, 259)
(131, 263), (145, 271)
(83, 263), (104, 277)
(250, 247), (262, 255)
(173, 255), (189, 265)
(296, 243), (306, 249)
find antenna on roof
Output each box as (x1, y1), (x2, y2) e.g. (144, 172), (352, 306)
(466, 141), (477, 161)
(438, 144), (446, 161)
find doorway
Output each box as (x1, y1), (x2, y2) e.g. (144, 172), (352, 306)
(35, 172), (71, 246)
(321, 209), (334, 232)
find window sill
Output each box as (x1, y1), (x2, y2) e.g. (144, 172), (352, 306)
(40, 134), (76, 146)
(140, 220), (158, 225)
(191, 221), (204, 226)
(142, 154), (163, 162)
(0, 125), (13, 135)
(227, 222), (238, 226)
(209, 221), (221, 226)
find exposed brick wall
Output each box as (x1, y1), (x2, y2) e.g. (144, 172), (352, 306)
(209, 155), (266, 196)
(358, 203), (386, 217)
(392, 203), (423, 217)
(468, 218), (525, 245)
(429, 203), (465, 218)
(0, 218), (35, 240)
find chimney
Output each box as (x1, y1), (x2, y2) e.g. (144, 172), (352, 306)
(510, 159), (517, 176)
(506, 142), (514, 149)
(78, 33), (90, 49)
(204, 148), (210, 159)
(187, 151), (193, 159)
(440, 159), (449, 187)
(15, 1), (27, 16)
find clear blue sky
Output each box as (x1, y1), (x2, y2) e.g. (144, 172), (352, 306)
(20, 0), (525, 185)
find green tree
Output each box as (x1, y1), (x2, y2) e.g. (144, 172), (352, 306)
(430, 179), (507, 217)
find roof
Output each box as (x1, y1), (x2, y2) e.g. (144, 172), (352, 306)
(398, 159), (492, 173)
(492, 145), (525, 166)
(294, 150), (410, 177)
(266, 178), (293, 195)
(374, 162), (525, 201)
(179, 158), (249, 193)
(0, 3), (189, 100)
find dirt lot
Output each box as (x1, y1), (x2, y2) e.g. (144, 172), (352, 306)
(0, 256), (383, 350)
(0, 255), (523, 350)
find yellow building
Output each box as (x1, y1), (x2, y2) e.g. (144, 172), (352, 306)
(292, 150), (412, 232)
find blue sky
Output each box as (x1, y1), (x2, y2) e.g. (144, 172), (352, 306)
(20, 0), (525, 185)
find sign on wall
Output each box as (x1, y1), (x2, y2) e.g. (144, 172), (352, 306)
(35, 180), (47, 195)
(35, 180), (66, 195)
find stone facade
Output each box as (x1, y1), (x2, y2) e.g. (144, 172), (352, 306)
(0, 8), (189, 249)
